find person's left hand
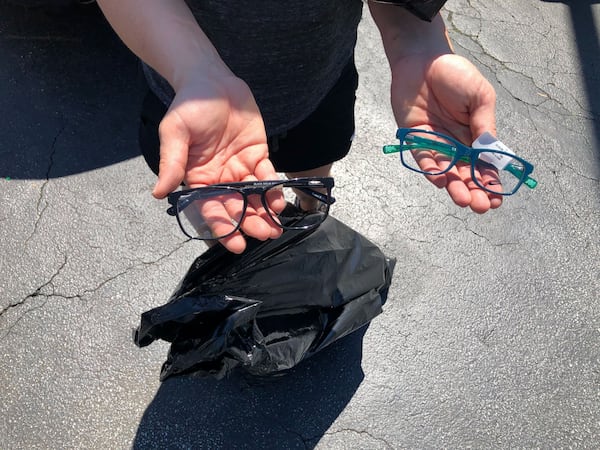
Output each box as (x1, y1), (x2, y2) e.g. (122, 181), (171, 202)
(390, 53), (502, 213)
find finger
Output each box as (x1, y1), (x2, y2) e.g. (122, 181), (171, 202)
(255, 159), (287, 213)
(474, 163), (503, 209)
(445, 162), (478, 207)
(414, 149), (443, 173)
(489, 195), (503, 209)
(478, 163), (503, 195)
(198, 196), (243, 239)
(444, 167), (473, 208)
(468, 189), (492, 214)
(431, 154), (472, 200)
(469, 79), (497, 140)
(217, 233), (248, 254)
(200, 196), (248, 254)
(219, 192), (278, 241)
(242, 213), (283, 240)
(424, 173), (448, 189)
(265, 187), (287, 215)
(414, 150), (449, 188)
(241, 194), (281, 240)
(153, 113), (190, 199)
(235, 173), (284, 239)
(254, 157), (279, 181)
(460, 164), (493, 213)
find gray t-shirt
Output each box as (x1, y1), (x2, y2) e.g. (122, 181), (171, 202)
(143, 0), (364, 136)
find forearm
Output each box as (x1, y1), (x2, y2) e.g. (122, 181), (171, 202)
(97, 0), (232, 91)
(368, 2), (453, 66)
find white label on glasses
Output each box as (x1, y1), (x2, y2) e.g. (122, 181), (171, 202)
(472, 132), (515, 170)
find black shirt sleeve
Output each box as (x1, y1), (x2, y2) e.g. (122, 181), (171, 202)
(371, 0), (447, 21)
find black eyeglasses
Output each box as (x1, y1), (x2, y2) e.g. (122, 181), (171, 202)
(167, 177), (335, 240)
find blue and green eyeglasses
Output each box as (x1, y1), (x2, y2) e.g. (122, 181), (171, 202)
(384, 128), (537, 196)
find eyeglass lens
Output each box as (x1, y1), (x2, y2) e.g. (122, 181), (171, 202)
(177, 184), (329, 240)
(178, 189), (245, 240)
(400, 131), (457, 175)
(475, 152), (525, 194)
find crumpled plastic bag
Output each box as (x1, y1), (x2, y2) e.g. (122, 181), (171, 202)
(134, 205), (395, 380)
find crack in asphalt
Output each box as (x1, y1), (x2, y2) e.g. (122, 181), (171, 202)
(0, 241), (188, 339)
(0, 253), (68, 339)
(549, 168), (583, 221)
(0, 253), (68, 318)
(556, 161), (600, 184)
(259, 390), (398, 450)
(321, 428), (395, 449)
(447, 2), (600, 143)
(444, 213), (520, 246)
(525, 103), (599, 189)
(444, 5), (585, 116)
(27, 125), (65, 244)
(273, 420), (394, 450)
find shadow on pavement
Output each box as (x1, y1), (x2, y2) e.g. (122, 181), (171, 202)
(540, 0), (600, 159)
(0, 2), (144, 180)
(134, 326), (368, 449)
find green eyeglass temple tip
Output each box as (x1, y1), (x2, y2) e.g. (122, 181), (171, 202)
(382, 144), (401, 154)
(523, 176), (538, 189)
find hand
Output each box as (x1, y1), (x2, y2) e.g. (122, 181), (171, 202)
(153, 74), (285, 253)
(390, 53), (503, 213)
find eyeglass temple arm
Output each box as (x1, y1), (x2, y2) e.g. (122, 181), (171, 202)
(383, 136), (538, 189)
(295, 187), (336, 205)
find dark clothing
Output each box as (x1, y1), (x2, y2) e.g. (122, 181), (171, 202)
(138, 57), (359, 174)
(142, 0), (363, 136)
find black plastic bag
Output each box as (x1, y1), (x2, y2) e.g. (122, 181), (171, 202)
(134, 205), (395, 380)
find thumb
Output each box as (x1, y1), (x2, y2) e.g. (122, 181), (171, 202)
(152, 114), (189, 199)
(469, 79), (497, 141)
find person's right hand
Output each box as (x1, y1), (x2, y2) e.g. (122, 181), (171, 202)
(152, 74), (286, 254)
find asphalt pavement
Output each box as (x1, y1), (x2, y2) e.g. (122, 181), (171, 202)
(1, 1), (599, 448)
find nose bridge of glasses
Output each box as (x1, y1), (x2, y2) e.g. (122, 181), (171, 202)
(238, 186), (272, 196)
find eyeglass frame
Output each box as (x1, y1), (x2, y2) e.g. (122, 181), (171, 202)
(166, 177), (336, 240)
(383, 128), (537, 196)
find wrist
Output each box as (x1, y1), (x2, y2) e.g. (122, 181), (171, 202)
(97, 0), (234, 93)
(370, 4), (453, 66)
(170, 57), (234, 93)
(153, 19), (234, 92)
